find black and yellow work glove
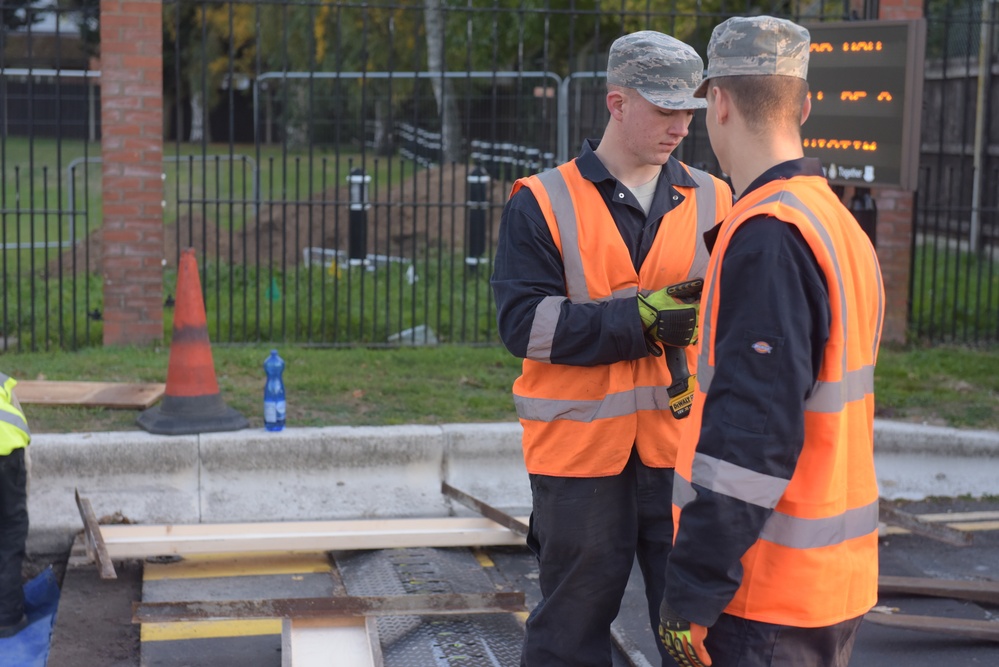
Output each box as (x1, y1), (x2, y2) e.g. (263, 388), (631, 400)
(637, 280), (701, 356)
(659, 600), (712, 667)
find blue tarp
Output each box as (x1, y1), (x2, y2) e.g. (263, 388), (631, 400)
(0, 568), (59, 667)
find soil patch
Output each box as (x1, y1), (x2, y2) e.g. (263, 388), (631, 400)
(55, 164), (510, 274)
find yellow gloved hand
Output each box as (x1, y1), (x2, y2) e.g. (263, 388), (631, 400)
(659, 600), (712, 667)
(637, 279), (702, 349)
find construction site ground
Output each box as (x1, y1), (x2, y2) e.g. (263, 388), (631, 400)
(32, 496), (999, 667)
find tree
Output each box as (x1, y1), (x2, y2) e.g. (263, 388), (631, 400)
(164, 2), (255, 143)
(57, 0), (99, 57)
(2, 0), (42, 31)
(423, 0), (462, 161)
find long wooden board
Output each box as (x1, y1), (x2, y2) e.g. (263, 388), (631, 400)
(15, 381), (165, 409)
(95, 516), (528, 563)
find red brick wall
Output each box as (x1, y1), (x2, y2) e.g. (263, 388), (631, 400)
(868, 0), (924, 343)
(99, 0), (164, 346)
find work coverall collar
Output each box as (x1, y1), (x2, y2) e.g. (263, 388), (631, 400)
(703, 157), (824, 253)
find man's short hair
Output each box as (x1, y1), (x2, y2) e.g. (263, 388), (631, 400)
(710, 75), (809, 134)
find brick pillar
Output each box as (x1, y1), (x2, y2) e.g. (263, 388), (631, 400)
(99, 0), (164, 346)
(869, 0), (924, 342)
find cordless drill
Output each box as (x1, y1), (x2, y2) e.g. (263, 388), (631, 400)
(646, 279), (702, 419)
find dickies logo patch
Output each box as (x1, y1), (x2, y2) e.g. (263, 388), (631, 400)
(751, 341), (773, 355)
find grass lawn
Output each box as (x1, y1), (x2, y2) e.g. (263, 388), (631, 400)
(3, 341), (997, 434)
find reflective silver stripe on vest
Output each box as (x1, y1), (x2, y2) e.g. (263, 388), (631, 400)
(685, 167), (718, 280)
(759, 499), (879, 549)
(776, 190), (853, 412)
(806, 366), (876, 413)
(514, 388), (637, 422)
(0, 408), (29, 435)
(536, 168), (591, 304)
(526, 295), (566, 363)
(515, 384), (669, 422)
(691, 453), (790, 508)
(673, 472), (879, 549)
(0, 373), (29, 437)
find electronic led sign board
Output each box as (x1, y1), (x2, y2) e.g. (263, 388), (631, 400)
(802, 20), (926, 190)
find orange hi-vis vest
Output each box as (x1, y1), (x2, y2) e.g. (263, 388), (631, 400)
(510, 160), (732, 477)
(674, 176), (885, 627)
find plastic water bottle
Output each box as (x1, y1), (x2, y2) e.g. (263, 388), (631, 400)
(263, 349), (286, 432)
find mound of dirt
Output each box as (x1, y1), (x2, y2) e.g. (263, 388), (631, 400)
(55, 163), (512, 274)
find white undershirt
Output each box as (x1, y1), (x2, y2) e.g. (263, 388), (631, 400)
(629, 174), (659, 216)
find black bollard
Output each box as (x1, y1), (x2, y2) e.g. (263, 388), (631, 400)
(347, 167), (370, 264)
(466, 166), (490, 269)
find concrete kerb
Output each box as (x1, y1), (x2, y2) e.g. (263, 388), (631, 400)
(24, 419), (998, 554)
(873, 420), (999, 500)
(25, 423), (532, 554)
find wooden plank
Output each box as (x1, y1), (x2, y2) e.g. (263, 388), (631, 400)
(879, 575), (999, 605)
(864, 612), (999, 642)
(915, 511), (999, 523)
(74, 489), (117, 580)
(133, 592), (527, 623)
(946, 521), (999, 532)
(442, 482), (530, 536)
(16, 380), (165, 409)
(97, 516), (527, 559)
(884, 521), (999, 536)
(879, 500), (973, 547)
(282, 617), (380, 667)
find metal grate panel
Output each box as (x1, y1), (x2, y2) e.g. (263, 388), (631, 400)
(335, 547), (524, 666)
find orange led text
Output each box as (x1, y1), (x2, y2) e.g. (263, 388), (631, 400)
(803, 139), (878, 152)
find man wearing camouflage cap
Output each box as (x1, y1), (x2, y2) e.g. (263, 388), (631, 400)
(659, 16), (884, 667)
(491, 30), (732, 666)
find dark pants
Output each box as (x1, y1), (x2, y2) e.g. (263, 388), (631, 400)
(704, 612), (864, 667)
(0, 447), (28, 626)
(521, 447), (676, 667)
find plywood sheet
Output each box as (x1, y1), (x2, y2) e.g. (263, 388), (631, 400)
(15, 381), (165, 409)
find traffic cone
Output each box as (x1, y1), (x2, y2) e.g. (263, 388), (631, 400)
(137, 249), (248, 435)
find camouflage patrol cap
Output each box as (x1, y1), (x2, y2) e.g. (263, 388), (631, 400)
(606, 31), (707, 110)
(693, 15), (810, 98)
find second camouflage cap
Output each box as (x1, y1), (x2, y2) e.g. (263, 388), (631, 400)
(606, 31), (707, 110)
(694, 15), (810, 98)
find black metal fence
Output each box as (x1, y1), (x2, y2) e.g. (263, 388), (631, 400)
(911, 0), (999, 344)
(1, 0), (996, 349)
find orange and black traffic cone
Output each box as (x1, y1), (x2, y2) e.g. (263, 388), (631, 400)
(137, 248), (248, 435)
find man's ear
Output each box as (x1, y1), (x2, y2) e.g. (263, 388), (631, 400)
(606, 89), (627, 120)
(709, 85), (729, 124)
(800, 93), (811, 126)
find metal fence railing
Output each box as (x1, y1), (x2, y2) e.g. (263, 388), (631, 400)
(910, 0), (999, 344)
(2, 0), (996, 348)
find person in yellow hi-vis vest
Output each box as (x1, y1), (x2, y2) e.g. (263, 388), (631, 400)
(0, 373), (31, 638)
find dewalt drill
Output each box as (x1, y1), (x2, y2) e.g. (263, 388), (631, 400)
(638, 278), (703, 419)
